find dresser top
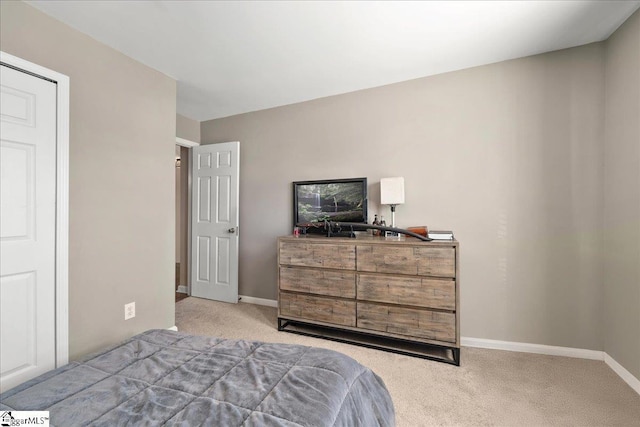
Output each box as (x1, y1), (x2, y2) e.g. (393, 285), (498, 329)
(279, 234), (458, 247)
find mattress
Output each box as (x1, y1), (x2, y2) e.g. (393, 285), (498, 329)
(0, 329), (395, 426)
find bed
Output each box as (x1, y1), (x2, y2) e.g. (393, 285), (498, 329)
(0, 329), (395, 426)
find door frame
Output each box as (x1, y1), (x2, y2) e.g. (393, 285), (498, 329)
(1, 51), (69, 367)
(176, 137), (199, 295)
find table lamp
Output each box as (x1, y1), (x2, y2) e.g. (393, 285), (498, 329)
(380, 177), (405, 228)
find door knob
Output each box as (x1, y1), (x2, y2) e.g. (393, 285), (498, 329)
(228, 227), (236, 233)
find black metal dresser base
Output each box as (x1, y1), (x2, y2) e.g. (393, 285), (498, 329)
(278, 317), (460, 366)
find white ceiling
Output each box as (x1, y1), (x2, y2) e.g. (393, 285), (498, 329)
(28, 1), (640, 122)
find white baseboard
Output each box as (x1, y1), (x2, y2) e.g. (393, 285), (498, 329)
(462, 336), (639, 396)
(176, 286), (188, 294)
(238, 295), (278, 308)
(461, 337), (604, 360)
(605, 353), (640, 395)
(167, 326), (178, 331)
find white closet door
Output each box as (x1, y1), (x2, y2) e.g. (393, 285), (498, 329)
(0, 64), (57, 392)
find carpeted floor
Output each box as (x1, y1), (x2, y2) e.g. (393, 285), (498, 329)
(176, 297), (640, 426)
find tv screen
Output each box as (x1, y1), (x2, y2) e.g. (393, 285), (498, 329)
(293, 178), (367, 230)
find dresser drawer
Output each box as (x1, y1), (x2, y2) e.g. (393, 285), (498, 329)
(280, 292), (356, 327)
(279, 241), (356, 270)
(357, 302), (455, 343)
(357, 273), (455, 310)
(280, 267), (356, 298)
(357, 245), (455, 278)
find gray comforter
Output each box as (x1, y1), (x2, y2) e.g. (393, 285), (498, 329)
(0, 329), (395, 426)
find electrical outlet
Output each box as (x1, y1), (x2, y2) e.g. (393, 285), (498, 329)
(124, 302), (135, 320)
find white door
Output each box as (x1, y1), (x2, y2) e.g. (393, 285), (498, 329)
(191, 142), (239, 303)
(0, 65), (57, 392)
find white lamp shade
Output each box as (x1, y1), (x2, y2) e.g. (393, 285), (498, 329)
(380, 177), (405, 205)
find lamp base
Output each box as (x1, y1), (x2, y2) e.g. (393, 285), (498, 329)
(390, 205), (397, 228)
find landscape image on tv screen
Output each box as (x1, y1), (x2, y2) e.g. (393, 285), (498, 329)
(296, 181), (365, 224)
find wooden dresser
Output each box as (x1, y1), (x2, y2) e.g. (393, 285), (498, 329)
(277, 234), (460, 365)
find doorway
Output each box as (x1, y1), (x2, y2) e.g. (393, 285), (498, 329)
(174, 139), (240, 305)
(175, 145), (189, 303)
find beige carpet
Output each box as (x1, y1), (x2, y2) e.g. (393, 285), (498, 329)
(176, 297), (640, 427)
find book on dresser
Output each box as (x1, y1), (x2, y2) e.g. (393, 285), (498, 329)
(428, 230), (454, 240)
(276, 233), (460, 365)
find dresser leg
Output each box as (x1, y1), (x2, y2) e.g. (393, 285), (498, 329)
(278, 318), (290, 331)
(452, 348), (461, 366)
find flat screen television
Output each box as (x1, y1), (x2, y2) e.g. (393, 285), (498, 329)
(293, 177), (368, 232)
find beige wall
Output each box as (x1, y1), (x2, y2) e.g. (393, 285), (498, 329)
(604, 10), (640, 380)
(177, 113), (200, 143)
(1, 1), (176, 359)
(202, 43), (605, 351)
